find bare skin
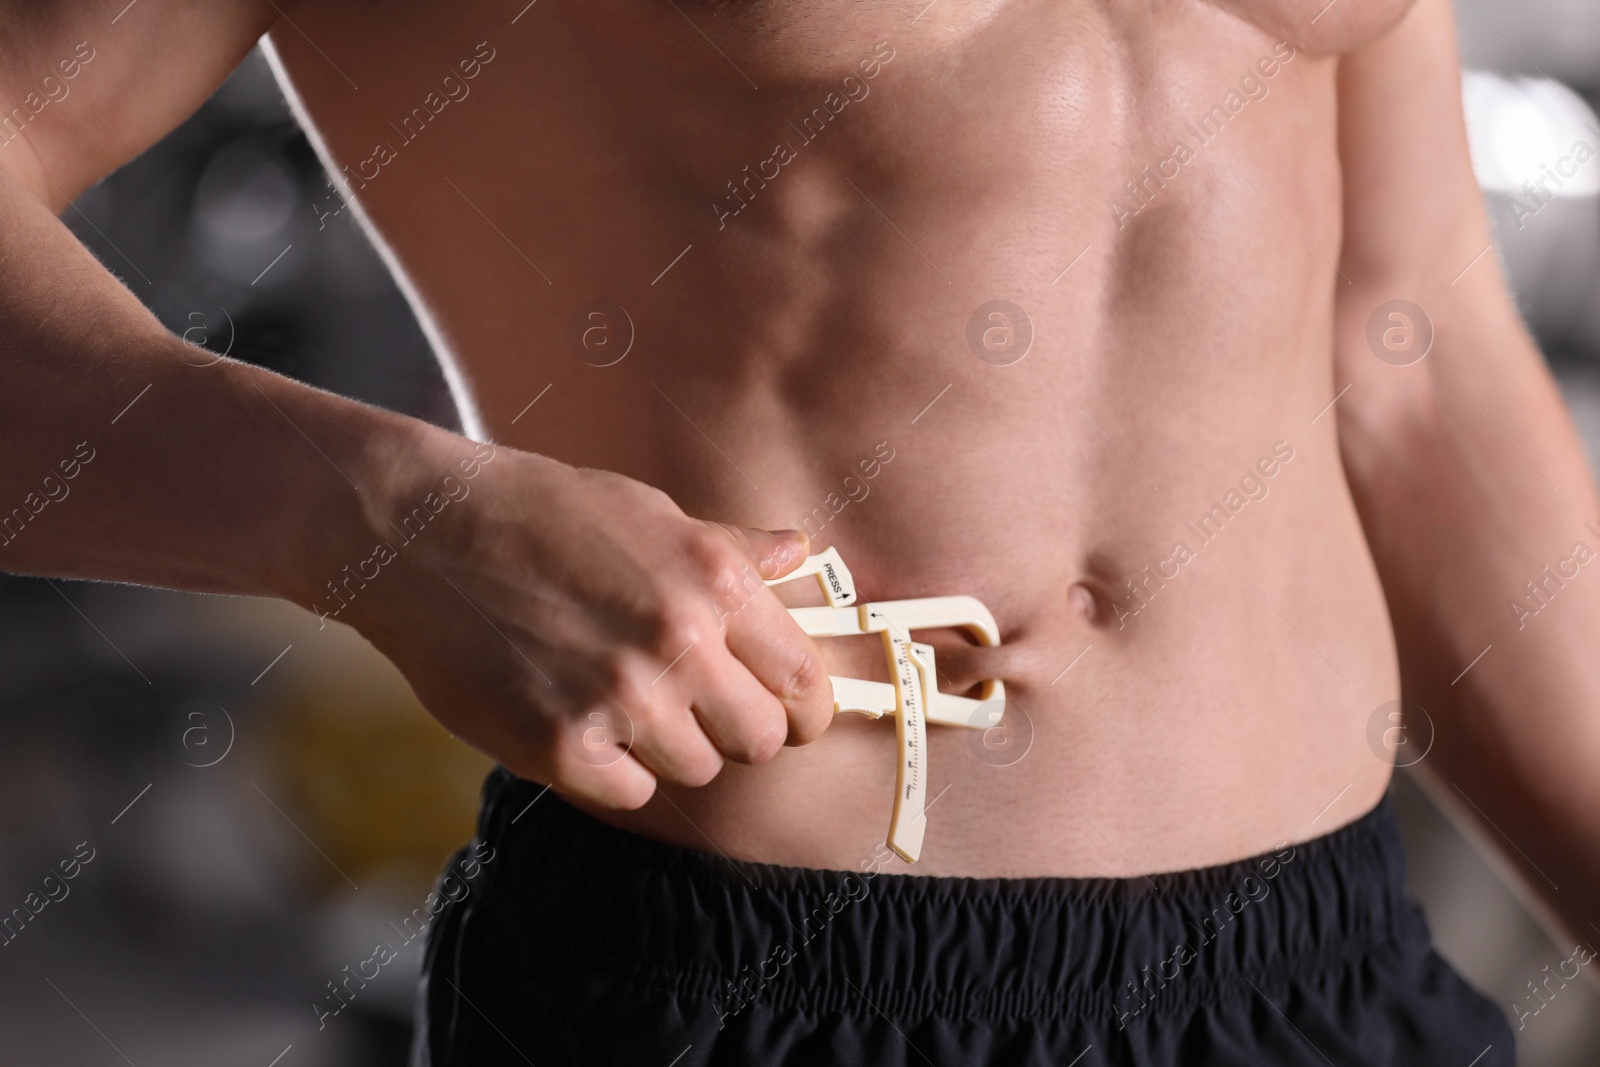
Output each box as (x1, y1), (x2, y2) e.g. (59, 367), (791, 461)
(1, 0), (1598, 956)
(252, 0), (1406, 878)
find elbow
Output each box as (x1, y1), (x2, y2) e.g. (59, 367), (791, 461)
(0, 128), (62, 211)
(1334, 345), (1448, 487)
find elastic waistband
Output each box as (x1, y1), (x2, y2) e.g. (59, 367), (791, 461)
(473, 768), (1420, 1025)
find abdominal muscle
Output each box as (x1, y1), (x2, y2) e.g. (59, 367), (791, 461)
(585, 425), (1400, 879)
(269, 0), (1399, 878)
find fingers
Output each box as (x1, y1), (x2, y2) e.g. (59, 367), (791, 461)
(544, 743), (658, 811)
(706, 522), (810, 580)
(724, 589), (835, 746)
(618, 696), (727, 786)
(684, 523), (833, 746)
(540, 522), (831, 810)
(545, 692), (723, 804)
(616, 631), (789, 771)
(614, 593), (828, 778)
(680, 646), (789, 764)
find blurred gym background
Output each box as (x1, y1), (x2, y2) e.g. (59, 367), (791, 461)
(3, 3), (1600, 1063)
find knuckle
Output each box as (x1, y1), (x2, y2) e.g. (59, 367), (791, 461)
(638, 482), (678, 512)
(712, 522), (755, 559)
(614, 690), (660, 733)
(550, 699), (636, 766)
(685, 527), (745, 587)
(788, 695), (833, 745)
(602, 653), (661, 707)
(704, 566), (761, 626)
(547, 734), (655, 811)
(726, 705), (786, 765)
(654, 604), (708, 658)
(750, 716), (787, 764)
(675, 748), (725, 788)
(598, 772), (655, 811)
(778, 648), (827, 704)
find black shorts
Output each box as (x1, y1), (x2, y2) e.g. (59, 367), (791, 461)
(413, 767), (1513, 1066)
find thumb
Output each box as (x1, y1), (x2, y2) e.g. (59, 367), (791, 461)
(713, 524), (811, 581)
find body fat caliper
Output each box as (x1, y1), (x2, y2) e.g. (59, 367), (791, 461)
(765, 548), (1007, 863)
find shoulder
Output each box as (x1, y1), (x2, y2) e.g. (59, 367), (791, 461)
(1202, 0), (1420, 56)
(0, 0), (278, 205)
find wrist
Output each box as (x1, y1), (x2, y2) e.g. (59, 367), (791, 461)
(277, 408), (469, 618)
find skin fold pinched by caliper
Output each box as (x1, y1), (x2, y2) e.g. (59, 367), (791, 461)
(766, 548), (1007, 862)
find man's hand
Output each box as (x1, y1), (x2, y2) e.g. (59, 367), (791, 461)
(344, 441), (836, 810)
(0, 0), (834, 813)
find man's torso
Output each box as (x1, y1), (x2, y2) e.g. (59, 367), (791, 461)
(267, 0), (1407, 876)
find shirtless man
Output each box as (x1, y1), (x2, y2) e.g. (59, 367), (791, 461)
(3, 0), (1597, 1061)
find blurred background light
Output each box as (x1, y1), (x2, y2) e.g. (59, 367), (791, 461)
(191, 134), (300, 285)
(1464, 74), (1600, 198)
(1462, 70), (1600, 356)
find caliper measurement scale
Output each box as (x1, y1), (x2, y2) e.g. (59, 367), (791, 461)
(767, 548), (1006, 862)
(884, 633), (932, 862)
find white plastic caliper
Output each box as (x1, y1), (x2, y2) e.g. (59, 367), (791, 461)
(766, 547), (1005, 862)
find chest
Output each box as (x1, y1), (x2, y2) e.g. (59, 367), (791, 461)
(269, 0), (1411, 107)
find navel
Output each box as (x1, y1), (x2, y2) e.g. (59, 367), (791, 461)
(1067, 581), (1100, 626)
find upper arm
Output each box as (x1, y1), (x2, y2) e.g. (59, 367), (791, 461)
(1332, 0), (1600, 681)
(1335, 0), (1483, 290)
(1331, 0), (1585, 488)
(0, 0), (276, 208)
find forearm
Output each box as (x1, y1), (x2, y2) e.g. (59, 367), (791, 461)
(0, 160), (442, 608)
